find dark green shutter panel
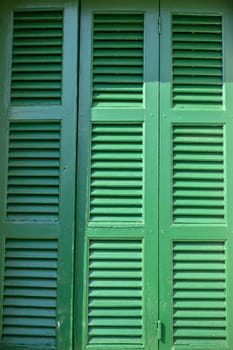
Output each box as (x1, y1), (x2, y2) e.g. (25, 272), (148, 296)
(90, 123), (143, 222)
(2, 239), (57, 346)
(92, 13), (144, 107)
(172, 14), (223, 108)
(11, 9), (63, 105)
(173, 125), (225, 223)
(173, 241), (227, 346)
(7, 121), (60, 221)
(0, 2), (77, 350)
(88, 240), (143, 345)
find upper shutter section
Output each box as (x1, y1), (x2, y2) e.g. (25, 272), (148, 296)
(92, 13), (144, 107)
(172, 14), (223, 108)
(11, 9), (63, 105)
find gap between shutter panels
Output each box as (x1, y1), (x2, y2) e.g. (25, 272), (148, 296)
(11, 9), (63, 105)
(172, 14), (223, 108)
(173, 241), (227, 346)
(7, 121), (61, 222)
(90, 124), (143, 222)
(92, 13), (144, 107)
(173, 125), (225, 224)
(88, 240), (143, 345)
(2, 239), (58, 346)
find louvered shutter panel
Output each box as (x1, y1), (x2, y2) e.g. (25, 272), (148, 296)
(78, 0), (158, 349)
(160, 1), (233, 349)
(0, 2), (78, 349)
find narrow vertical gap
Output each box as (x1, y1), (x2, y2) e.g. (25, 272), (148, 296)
(157, 0), (162, 342)
(73, 1), (81, 350)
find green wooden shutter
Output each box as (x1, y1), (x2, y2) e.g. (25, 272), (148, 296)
(160, 0), (233, 349)
(76, 0), (159, 349)
(0, 1), (78, 349)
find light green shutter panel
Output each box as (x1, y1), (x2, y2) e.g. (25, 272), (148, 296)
(160, 0), (233, 349)
(77, 0), (159, 349)
(0, 1), (78, 349)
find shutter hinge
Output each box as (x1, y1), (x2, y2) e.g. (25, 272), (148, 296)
(158, 16), (162, 34)
(157, 320), (162, 340)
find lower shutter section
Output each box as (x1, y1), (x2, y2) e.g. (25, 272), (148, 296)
(88, 239), (143, 345)
(173, 241), (227, 347)
(2, 239), (58, 347)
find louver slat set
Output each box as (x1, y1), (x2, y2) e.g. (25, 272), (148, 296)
(172, 15), (223, 108)
(173, 125), (225, 223)
(7, 122), (60, 221)
(2, 240), (58, 347)
(90, 124), (143, 222)
(173, 241), (227, 346)
(92, 13), (144, 107)
(88, 240), (143, 344)
(11, 10), (63, 104)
